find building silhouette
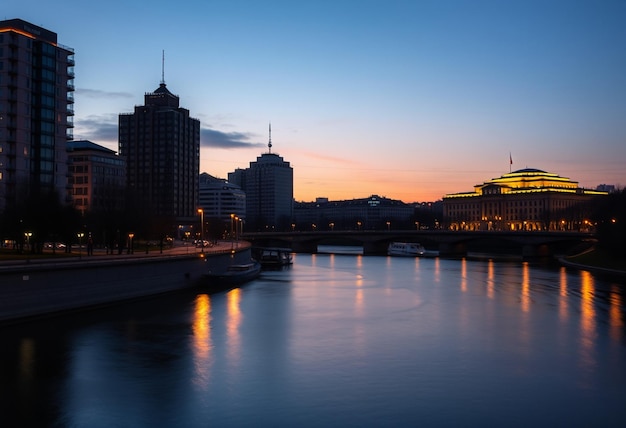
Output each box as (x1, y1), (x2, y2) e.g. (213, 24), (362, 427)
(228, 125), (293, 231)
(443, 168), (608, 231)
(118, 81), (200, 225)
(294, 195), (415, 231)
(67, 140), (126, 214)
(0, 19), (75, 212)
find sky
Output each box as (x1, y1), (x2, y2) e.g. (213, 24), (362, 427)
(5, 0), (626, 202)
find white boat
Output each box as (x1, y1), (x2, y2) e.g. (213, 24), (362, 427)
(387, 242), (425, 257)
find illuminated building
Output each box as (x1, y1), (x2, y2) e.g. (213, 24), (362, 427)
(443, 168), (608, 231)
(0, 19), (74, 212)
(228, 125), (293, 231)
(67, 140), (126, 214)
(118, 81), (200, 223)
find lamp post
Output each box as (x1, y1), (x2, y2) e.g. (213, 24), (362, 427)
(198, 208), (204, 253)
(127, 233), (134, 254)
(230, 213), (235, 251)
(77, 232), (84, 258)
(386, 221), (391, 231)
(24, 232), (32, 259)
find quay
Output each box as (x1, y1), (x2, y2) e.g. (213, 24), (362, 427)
(0, 241), (253, 324)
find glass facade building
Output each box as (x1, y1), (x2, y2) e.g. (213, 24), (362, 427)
(0, 19), (74, 212)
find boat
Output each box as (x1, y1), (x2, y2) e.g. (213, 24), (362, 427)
(252, 247), (293, 268)
(387, 242), (426, 257)
(204, 261), (261, 287)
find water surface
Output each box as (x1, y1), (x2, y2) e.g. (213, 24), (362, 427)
(2, 253), (625, 427)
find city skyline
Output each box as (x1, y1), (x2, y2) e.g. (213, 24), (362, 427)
(4, 0), (625, 202)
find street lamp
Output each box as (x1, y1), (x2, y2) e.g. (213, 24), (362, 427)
(198, 208), (204, 253)
(127, 233), (134, 254)
(230, 213), (235, 250)
(329, 222), (335, 231)
(234, 216), (240, 247)
(77, 232), (84, 258)
(24, 231), (33, 254)
(386, 221), (391, 231)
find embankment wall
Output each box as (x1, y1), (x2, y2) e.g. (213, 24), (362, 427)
(0, 248), (252, 323)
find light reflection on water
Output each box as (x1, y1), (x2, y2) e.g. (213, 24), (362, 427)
(1, 253), (626, 427)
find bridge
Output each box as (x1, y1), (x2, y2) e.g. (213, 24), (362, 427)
(242, 230), (596, 258)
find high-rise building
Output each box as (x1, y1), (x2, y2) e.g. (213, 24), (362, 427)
(228, 126), (293, 231)
(118, 82), (200, 224)
(67, 140), (126, 214)
(0, 19), (75, 212)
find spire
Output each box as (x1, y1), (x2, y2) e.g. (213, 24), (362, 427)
(161, 50), (165, 85)
(268, 122), (272, 154)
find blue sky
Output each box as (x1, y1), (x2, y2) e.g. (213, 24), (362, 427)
(5, 0), (626, 201)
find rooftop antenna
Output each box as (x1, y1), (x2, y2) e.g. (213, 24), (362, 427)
(161, 50), (165, 85)
(268, 122), (272, 154)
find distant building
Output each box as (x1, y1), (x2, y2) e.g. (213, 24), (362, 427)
(294, 195), (415, 230)
(596, 184), (616, 193)
(67, 140), (126, 214)
(443, 168), (608, 231)
(0, 19), (75, 212)
(198, 172), (246, 226)
(118, 82), (200, 224)
(228, 126), (293, 231)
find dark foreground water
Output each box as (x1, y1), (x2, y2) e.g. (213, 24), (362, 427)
(2, 250), (626, 427)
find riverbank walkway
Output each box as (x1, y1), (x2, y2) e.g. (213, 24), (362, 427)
(0, 240), (251, 271)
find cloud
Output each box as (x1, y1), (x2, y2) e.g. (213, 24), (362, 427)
(75, 88), (134, 99)
(201, 128), (265, 149)
(74, 114), (119, 142)
(74, 114), (265, 150)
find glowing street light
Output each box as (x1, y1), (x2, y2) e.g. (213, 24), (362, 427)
(127, 233), (134, 254)
(198, 208), (204, 253)
(24, 231), (33, 253)
(76, 232), (84, 258)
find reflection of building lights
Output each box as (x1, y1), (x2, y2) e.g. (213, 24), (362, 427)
(192, 294), (212, 388)
(609, 285), (623, 343)
(521, 262), (530, 313)
(226, 289), (242, 361)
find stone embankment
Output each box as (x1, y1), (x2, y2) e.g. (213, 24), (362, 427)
(0, 241), (252, 324)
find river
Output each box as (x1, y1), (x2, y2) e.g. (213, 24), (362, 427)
(2, 248), (625, 427)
